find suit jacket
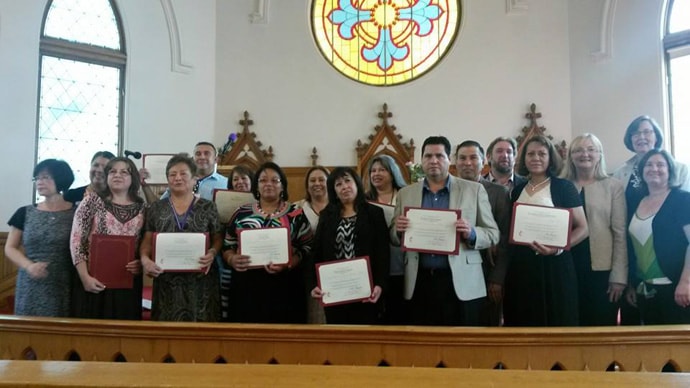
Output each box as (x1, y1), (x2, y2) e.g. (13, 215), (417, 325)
(390, 176), (500, 301)
(479, 179), (511, 285)
(580, 177), (628, 284)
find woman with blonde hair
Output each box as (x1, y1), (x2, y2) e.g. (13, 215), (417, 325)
(562, 133), (627, 325)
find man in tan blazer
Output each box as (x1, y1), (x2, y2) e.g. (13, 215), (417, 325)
(391, 136), (499, 326)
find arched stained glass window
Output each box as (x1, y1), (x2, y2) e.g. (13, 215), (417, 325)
(37, 0), (125, 189)
(311, 0), (461, 86)
(664, 0), (690, 165)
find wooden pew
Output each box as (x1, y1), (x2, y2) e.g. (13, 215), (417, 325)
(1, 360), (689, 387)
(2, 316), (690, 372)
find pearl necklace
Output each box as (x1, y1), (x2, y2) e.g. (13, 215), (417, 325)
(527, 177), (551, 192)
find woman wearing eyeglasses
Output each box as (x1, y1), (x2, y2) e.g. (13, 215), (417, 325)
(5, 159), (75, 317)
(70, 157), (146, 320)
(223, 162), (314, 323)
(561, 134), (627, 326)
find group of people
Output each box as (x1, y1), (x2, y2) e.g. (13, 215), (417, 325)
(6, 115), (690, 327)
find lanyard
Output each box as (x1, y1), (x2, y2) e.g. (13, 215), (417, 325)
(169, 197), (196, 231)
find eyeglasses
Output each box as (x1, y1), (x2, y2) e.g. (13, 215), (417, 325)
(571, 147), (599, 155)
(32, 175), (53, 182)
(258, 178), (281, 185)
(631, 129), (655, 139)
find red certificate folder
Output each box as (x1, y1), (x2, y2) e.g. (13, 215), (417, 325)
(89, 234), (136, 289)
(401, 207), (462, 255)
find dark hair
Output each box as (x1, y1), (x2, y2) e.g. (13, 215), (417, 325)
(421, 136), (452, 157)
(166, 154), (197, 178)
(516, 135), (563, 177)
(455, 140), (486, 162)
(327, 167), (367, 211)
(365, 155), (406, 200)
(623, 115), (663, 152)
(194, 141), (218, 155)
(485, 137), (517, 165)
(637, 149), (678, 195)
(228, 165), (255, 190)
(33, 159), (75, 193)
(102, 157), (143, 203)
(252, 162), (289, 201)
(91, 151), (116, 163)
(304, 166), (330, 202)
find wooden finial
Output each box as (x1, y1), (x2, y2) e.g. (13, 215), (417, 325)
(239, 111), (254, 134)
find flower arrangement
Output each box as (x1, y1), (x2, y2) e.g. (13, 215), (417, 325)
(406, 161), (425, 183)
(218, 132), (238, 157)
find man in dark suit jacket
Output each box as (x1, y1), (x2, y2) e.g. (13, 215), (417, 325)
(455, 140), (511, 326)
(483, 137), (527, 193)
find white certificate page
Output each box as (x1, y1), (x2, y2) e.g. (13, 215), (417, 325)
(214, 189), (255, 224)
(317, 257), (372, 306)
(510, 203), (572, 249)
(155, 233), (206, 271)
(239, 227), (290, 268)
(402, 207), (460, 254)
(143, 154), (175, 184)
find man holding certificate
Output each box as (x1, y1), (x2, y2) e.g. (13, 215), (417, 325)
(392, 136), (499, 326)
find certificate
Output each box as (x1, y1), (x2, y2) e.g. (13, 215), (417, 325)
(402, 207), (461, 255)
(509, 203), (572, 249)
(89, 234), (135, 289)
(153, 232), (208, 272)
(316, 257), (373, 306)
(213, 189), (255, 224)
(238, 227), (291, 268)
(368, 201), (395, 226)
(143, 154), (175, 184)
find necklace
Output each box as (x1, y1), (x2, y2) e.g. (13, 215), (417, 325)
(527, 177), (551, 192)
(168, 197), (196, 231)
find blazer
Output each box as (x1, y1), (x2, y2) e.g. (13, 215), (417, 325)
(311, 202), (390, 292)
(580, 177), (628, 285)
(390, 176), (500, 301)
(479, 179), (511, 285)
(627, 188), (690, 285)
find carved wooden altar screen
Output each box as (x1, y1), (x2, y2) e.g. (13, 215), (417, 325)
(515, 103), (568, 160)
(356, 103), (416, 186)
(218, 111), (274, 175)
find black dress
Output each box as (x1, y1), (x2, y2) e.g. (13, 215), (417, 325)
(503, 177), (581, 326)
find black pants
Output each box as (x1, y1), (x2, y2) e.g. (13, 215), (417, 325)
(410, 268), (483, 326)
(638, 283), (690, 324)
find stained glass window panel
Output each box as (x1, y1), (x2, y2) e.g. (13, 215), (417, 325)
(37, 56), (120, 188)
(312, 0), (461, 86)
(43, 0), (121, 50)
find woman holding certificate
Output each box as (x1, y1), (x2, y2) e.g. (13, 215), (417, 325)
(70, 157), (146, 319)
(223, 162), (313, 323)
(561, 134), (627, 326)
(139, 154), (222, 322)
(310, 167), (390, 324)
(503, 135), (588, 326)
(625, 149), (690, 324)
(365, 155), (407, 324)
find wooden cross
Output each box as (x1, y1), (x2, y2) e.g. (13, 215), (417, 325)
(378, 103), (392, 129)
(239, 111), (254, 134)
(525, 103), (542, 129)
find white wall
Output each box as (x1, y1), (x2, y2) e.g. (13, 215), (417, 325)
(568, 0), (667, 170)
(215, 0), (572, 167)
(0, 0), (671, 230)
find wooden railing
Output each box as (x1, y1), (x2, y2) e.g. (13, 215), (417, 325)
(2, 361), (690, 388)
(2, 316), (690, 372)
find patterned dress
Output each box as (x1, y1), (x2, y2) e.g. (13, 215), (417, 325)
(8, 205), (75, 317)
(145, 198), (221, 322)
(70, 194), (146, 319)
(224, 202), (313, 323)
